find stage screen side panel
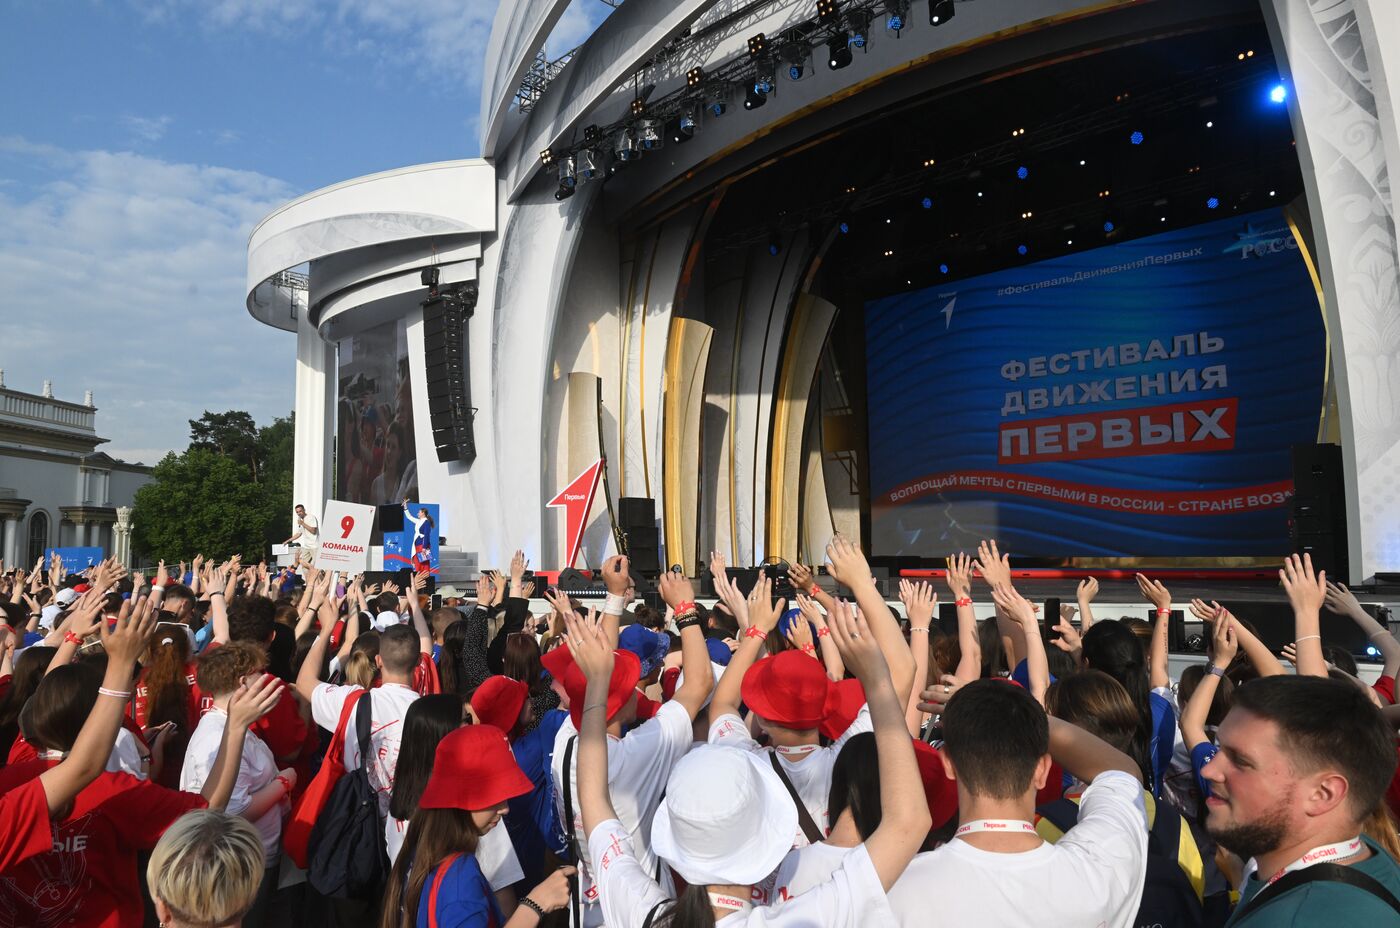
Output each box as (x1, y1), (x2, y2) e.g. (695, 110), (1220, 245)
(335, 318), (419, 507)
(864, 207), (1325, 558)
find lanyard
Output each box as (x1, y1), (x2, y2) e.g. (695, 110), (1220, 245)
(955, 819), (1037, 838)
(774, 744), (819, 758)
(1263, 836), (1363, 886)
(708, 892), (753, 914)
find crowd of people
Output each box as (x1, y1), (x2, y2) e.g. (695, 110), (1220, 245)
(1, 534), (1398, 927)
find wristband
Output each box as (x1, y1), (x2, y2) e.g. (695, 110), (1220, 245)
(98, 686), (132, 700)
(1371, 631), (1390, 640)
(1156, 609), (1171, 616)
(809, 584), (821, 597)
(955, 597), (972, 607)
(676, 617), (702, 632)
(519, 897), (545, 918)
(674, 601), (697, 615)
(602, 593), (627, 616)
(1205, 664), (1225, 678)
(582, 703), (608, 715)
(64, 631), (83, 646)
(209, 590), (225, 598)
(816, 626), (830, 638)
(1295, 634), (1321, 644)
(801, 643), (817, 655)
(275, 775), (293, 795)
(745, 627), (768, 641)
(909, 626), (929, 634)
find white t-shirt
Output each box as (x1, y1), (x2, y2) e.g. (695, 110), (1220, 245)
(551, 701), (695, 926)
(708, 706), (873, 847)
(886, 770), (1148, 928)
(587, 818), (895, 928)
(385, 814), (525, 889)
(310, 682), (420, 821)
(769, 841), (855, 904)
(180, 707), (284, 865)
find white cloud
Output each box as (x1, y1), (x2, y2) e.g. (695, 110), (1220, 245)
(119, 114), (174, 143)
(0, 137), (300, 463)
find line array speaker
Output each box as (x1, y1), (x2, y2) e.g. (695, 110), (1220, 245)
(618, 497), (662, 577)
(423, 282), (478, 464)
(1289, 443), (1348, 580)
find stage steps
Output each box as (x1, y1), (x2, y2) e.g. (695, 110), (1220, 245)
(435, 547), (479, 584)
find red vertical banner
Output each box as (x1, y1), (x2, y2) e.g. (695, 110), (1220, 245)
(547, 459), (604, 569)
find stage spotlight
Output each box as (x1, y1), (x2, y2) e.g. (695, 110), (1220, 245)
(1130, 130), (1144, 145)
(583, 125), (601, 144)
(847, 11), (872, 47)
(1103, 220), (1114, 232)
(754, 60), (776, 95)
(1017, 244), (1028, 255)
(921, 197), (933, 209)
(667, 112), (696, 145)
(687, 67), (705, 87)
(1269, 83), (1288, 104)
(637, 118), (663, 151)
(540, 149), (554, 166)
(838, 221), (850, 234)
(1206, 197), (1220, 209)
(614, 128), (640, 162)
(558, 156), (577, 189)
(748, 33), (767, 57)
(885, 0), (910, 32)
(744, 85), (767, 110)
(817, 0), (840, 24)
(929, 0), (954, 25)
(939, 263), (949, 274)
(1016, 165), (1029, 180)
(828, 33), (853, 70)
(631, 98), (646, 117)
(554, 183), (575, 202)
(768, 235), (782, 256)
(577, 148), (602, 181)
(782, 43), (806, 80)
(706, 84), (731, 117)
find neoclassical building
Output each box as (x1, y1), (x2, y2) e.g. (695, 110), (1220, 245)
(0, 375), (151, 566)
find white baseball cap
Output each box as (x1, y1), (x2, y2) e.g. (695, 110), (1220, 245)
(373, 610), (405, 632)
(650, 745), (798, 886)
(39, 604), (62, 629)
(54, 588), (79, 606)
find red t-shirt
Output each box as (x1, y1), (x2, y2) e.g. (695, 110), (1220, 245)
(0, 777), (51, 874)
(0, 761), (206, 927)
(1374, 674), (1395, 707)
(132, 662), (202, 731)
(412, 652), (440, 697)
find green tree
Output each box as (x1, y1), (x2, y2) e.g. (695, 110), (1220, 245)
(132, 411), (296, 563)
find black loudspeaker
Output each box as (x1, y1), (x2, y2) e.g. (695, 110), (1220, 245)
(725, 567), (762, 597)
(1289, 443), (1348, 580)
(1042, 598), (1061, 649)
(1225, 601), (1375, 657)
(423, 284), (478, 465)
(936, 602), (959, 637)
(618, 497), (656, 528)
(377, 504), (404, 534)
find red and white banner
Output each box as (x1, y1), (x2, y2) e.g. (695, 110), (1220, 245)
(878, 470), (1292, 517)
(548, 459), (604, 569)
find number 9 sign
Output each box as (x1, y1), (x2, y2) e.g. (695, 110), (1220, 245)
(315, 501), (374, 571)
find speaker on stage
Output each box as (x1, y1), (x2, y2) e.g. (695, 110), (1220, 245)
(618, 497), (662, 578)
(1289, 443), (1348, 580)
(423, 284), (478, 465)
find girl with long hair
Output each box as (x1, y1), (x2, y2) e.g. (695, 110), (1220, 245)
(0, 646), (57, 762)
(379, 724), (573, 928)
(133, 624), (200, 787)
(1080, 620), (1172, 793)
(501, 632), (560, 734)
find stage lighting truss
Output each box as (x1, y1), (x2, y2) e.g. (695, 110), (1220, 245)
(687, 66), (705, 87)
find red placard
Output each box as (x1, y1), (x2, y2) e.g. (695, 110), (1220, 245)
(547, 459), (604, 569)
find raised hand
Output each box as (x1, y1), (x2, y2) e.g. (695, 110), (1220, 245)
(227, 672), (286, 730)
(974, 540), (1011, 589)
(1135, 574), (1172, 612)
(711, 565), (750, 630)
(510, 550), (528, 584)
(899, 579), (936, 628)
(657, 570), (695, 610)
(748, 576), (785, 634)
(918, 673), (970, 714)
(544, 588), (576, 620)
(383, 580), (401, 596)
(1280, 553), (1326, 615)
(788, 562), (814, 592)
(600, 555), (631, 596)
(475, 575), (491, 604)
(1188, 598), (1225, 623)
(991, 584), (1037, 631)
(563, 608), (614, 683)
(525, 866), (577, 914)
(945, 552), (974, 601)
(1212, 613), (1239, 666)
(101, 593), (159, 669)
(825, 536), (872, 588)
(786, 607), (815, 651)
(1051, 616), (1082, 654)
(411, 571), (427, 595)
(824, 598), (888, 685)
(1324, 580), (1365, 618)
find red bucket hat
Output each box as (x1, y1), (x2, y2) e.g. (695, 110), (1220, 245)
(564, 649), (642, 730)
(540, 644), (574, 681)
(912, 740), (959, 829)
(742, 651), (854, 732)
(472, 676), (529, 735)
(419, 725), (533, 811)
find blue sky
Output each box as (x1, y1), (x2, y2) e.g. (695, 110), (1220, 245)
(0, 0), (607, 463)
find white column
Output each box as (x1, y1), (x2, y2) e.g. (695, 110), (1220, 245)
(1264, 0), (1400, 580)
(74, 522), (87, 547)
(294, 290), (336, 515)
(1, 517), (18, 566)
(114, 506), (132, 569)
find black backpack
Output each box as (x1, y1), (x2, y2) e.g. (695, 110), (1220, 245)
(307, 693), (390, 899)
(1038, 793), (1204, 928)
